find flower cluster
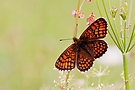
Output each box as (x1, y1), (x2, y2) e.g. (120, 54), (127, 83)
(72, 10), (84, 19)
(72, 9), (95, 26)
(54, 70), (74, 90)
(119, 1), (128, 21)
(110, 7), (118, 19)
(84, 66), (110, 78)
(86, 13), (95, 26)
(72, 0), (94, 26)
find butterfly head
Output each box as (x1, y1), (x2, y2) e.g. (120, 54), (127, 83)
(73, 37), (83, 47)
(73, 37), (78, 43)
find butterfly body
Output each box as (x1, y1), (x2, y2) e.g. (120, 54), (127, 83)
(73, 37), (94, 59)
(55, 18), (108, 72)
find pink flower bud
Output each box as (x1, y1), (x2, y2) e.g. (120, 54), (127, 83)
(86, 0), (92, 2)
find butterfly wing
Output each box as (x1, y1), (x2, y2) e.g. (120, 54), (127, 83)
(76, 40), (107, 72)
(55, 44), (77, 71)
(87, 40), (108, 59)
(80, 18), (107, 40)
(77, 46), (94, 72)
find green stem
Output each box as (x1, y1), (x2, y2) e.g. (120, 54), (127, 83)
(122, 54), (130, 90)
(108, 0), (111, 10)
(128, 43), (135, 52)
(120, 0), (123, 41)
(124, 21), (126, 51)
(108, 30), (119, 47)
(113, 19), (123, 50)
(96, 0), (102, 17)
(126, 24), (135, 52)
(119, 83), (125, 90)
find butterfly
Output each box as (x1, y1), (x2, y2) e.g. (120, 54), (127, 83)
(55, 18), (108, 72)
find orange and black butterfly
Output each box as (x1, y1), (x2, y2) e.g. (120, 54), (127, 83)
(55, 18), (108, 72)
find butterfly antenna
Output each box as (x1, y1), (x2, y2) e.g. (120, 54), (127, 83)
(59, 38), (72, 41)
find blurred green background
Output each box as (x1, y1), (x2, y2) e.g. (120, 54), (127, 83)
(0, 0), (135, 90)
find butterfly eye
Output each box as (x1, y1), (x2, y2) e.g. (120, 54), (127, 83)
(73, 37), (78, 42)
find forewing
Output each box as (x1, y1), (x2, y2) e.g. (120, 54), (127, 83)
(87, 40), (108, 59)
(80, 18), (107, 40)
(55, 44), (77, 71)
(77, 47), (94, 72)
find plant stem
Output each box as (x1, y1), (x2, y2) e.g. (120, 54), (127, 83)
(120, 0), (123, 41)
(122, 54), (130, 90)
(65, 71), (70, 89)
(119, 83), (125, 90)
(126, 24), (135, 52)
(128, 42), (135, 52)
(124, 21), (126, 51)
(73, 0), (81, 38)
(113, 18), (123, 50)
(96, 0), (102, 17)
(79, 0), (85, 11)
